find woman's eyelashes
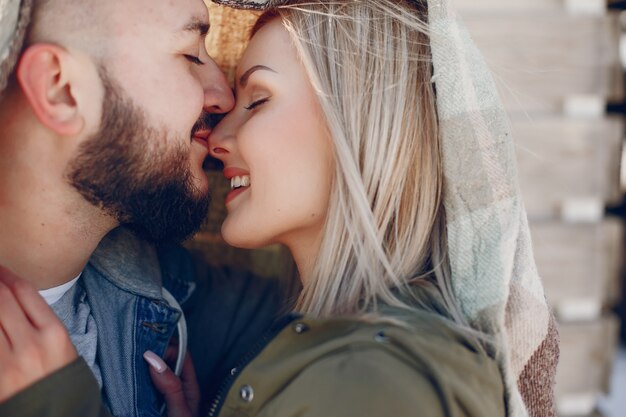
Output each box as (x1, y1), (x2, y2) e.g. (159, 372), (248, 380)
(244, 97), (270, 111)
(184, 54), (205, 65)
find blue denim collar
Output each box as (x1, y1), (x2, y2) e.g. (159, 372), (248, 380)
(88, 227), (165, 301)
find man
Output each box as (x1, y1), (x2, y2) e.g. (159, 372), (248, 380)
(0, 0), (282, 416)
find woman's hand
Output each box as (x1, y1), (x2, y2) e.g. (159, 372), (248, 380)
(144, 348), (200, 417)
(0, 266), (78, 403)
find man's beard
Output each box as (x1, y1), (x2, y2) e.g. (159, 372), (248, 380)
(66, 69), (210, 243)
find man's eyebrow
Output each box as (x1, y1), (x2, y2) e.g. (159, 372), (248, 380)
(239, 65), (277, 88)
(180, 16), (210, 36)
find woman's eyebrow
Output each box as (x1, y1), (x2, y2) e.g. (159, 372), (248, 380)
(239, 65), (277, 88)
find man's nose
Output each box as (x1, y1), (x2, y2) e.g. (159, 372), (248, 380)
(200, 58), (235, 114)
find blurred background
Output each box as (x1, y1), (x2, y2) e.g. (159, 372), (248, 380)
(194, 1), (626, 416)
(455, 2), (626, 416)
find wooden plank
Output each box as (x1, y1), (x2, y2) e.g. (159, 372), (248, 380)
(463, 13), (622, 114)
(513, 116), (623, 220)
(559, 410), (606, 417)
(530, 220), (623, 320)
(557, 410), (604, 417)
(556, 317), (619, 416)
(455, 0), (601, 14)
(564, 0), (608, 15)
(456, 0), (563, 13)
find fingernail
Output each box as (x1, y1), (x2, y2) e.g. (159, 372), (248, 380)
(143, 351), (167, 374)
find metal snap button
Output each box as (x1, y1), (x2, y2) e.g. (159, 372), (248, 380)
(374, 331), (389, 343)
(293, 322), (310, 334)
(239, 385), (254, 403)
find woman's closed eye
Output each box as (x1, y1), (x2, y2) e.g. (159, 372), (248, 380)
(244, 97), (270, 111)
(184, 54), (205, 65)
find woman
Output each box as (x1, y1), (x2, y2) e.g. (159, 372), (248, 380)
(203, 0), (502, 416)
(202, 0), (556, 416)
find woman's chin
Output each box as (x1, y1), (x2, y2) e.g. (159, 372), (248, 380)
(221, 224), (267, 250)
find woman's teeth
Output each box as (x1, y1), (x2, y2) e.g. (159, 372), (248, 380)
(231, 175), (251, 190)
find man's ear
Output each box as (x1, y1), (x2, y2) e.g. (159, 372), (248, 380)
(16, 44), (85, 136)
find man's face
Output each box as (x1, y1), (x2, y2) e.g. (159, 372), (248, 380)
(67, 69), (211, 243)
(66, 0), (233, 242)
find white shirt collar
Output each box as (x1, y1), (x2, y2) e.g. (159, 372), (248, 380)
(39, 274), (82, 306)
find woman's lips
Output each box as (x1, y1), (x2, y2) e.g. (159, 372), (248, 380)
(223, 167), (250, 179)
(225, 186), (250, 205)
(223, 167), (251, 205)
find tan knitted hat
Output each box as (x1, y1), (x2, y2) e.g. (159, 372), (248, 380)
(205, 1), (259, 83)
(0, 0), (32, 97)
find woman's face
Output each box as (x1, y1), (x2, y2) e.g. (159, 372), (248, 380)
(209, 18), (334, 254)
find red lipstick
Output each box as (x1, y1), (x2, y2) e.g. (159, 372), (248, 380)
(223, 167), (250, 179)
(223, 167), (251, 205)
(225, 187), (249, 205)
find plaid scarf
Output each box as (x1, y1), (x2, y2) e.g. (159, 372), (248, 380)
(427, 1), (559, 415)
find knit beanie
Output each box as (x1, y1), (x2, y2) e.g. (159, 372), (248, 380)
(0, 0), (33, 98)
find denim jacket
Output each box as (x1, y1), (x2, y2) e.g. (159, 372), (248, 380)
(78, 227), (283, 417)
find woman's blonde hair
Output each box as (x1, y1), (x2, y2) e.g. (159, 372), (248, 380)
(255, 0), (471, 331)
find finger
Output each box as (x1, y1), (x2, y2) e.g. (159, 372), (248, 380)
(0, 281), (33, 349)
(0, 266), (25, 287)
(180, 352), (200, 417)
(0, 268), (59, 330)
(164, 343), (178, 368)
(0, 321), (10, 354)
(144, 351), (192, 417)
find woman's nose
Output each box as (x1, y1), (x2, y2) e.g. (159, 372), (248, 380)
(208, 120), (233, 160)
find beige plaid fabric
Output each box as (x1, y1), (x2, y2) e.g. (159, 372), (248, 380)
(427, 1), (558, 416)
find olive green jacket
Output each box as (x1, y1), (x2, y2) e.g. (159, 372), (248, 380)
(211, 304), (504, 417)
(0, 288), (504, 417)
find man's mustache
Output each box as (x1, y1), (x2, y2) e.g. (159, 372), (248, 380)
(192, 112), (226, 136)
